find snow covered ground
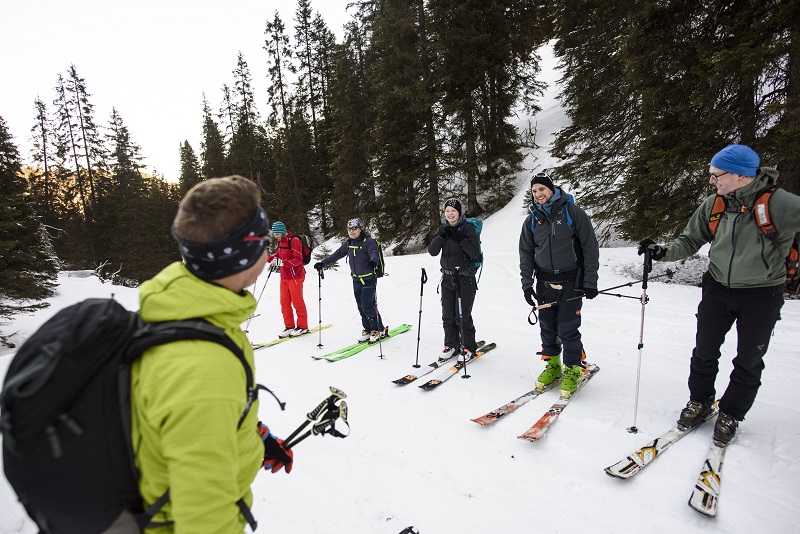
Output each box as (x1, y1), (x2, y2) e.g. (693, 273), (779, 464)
(2, 43), (799, 533)
(3, 192), (799, 533)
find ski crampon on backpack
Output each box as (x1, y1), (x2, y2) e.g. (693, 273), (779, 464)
(0, 298), (259, 533)
(708, 184), (800, 293)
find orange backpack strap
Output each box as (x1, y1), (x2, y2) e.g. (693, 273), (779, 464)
(752, 186), (781, 249)
(708, 195), (728, 238)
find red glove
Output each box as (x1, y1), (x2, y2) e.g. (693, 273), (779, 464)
(258, 422), (294, 474)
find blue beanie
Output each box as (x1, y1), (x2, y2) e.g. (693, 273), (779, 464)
(710, 145), (760, 177)
(271, 221), (287, 234)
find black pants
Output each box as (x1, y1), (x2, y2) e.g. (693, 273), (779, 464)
(690, 274), (784, 420)
(536, 279), (584, 367)
(441, 274), (477, 353)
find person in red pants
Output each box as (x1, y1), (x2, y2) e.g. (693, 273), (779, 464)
(267, 221), (309, 337)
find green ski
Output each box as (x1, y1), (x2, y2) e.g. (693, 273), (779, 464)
(313, 324), (413, 362)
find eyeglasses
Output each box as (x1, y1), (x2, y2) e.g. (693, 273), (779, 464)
(709, 171), (731, 183)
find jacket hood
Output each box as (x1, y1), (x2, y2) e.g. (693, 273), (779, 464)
(139, 262), (257, 326)
(726, 167), (779, 206)
(528, 185), (571, 217)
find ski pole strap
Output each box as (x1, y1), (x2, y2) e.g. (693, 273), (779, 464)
(284, 400), (350, 449)
(528, 308), (538, 325)
(283, 387), (348, 448)
(256, 384), (286, 411)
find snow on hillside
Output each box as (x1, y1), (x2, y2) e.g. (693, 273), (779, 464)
(2, 43), (799, 534)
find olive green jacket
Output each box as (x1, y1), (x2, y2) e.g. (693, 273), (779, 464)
(663, 167), (800, 288)
(131, 262), (263, 533)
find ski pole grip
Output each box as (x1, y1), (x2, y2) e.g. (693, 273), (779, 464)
(421, 268), (427, 285)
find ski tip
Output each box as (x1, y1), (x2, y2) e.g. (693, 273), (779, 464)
(688, 498), (718, 518)
(392, 375), (417, 385)
(419, 379), (441, 390)
(603, 467), (633, 480)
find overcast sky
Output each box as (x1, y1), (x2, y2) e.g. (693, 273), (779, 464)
(2, 0), (353, 181)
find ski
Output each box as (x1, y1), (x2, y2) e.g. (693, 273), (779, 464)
(517, 364), (599, 442)
(470, 382), (559, 426)
(418, 343), (497, 391)
(253, 324), (333, 350)
(604, 403), (719, 479)
(688, 441), (727, 517)
(313, 324), (413, 362)
(392, 341), (486, 386)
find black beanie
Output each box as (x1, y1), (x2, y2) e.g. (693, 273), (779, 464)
(444, 198), (462, 216)
(530, 172), (554, 192)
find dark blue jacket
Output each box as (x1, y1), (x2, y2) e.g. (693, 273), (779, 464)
(322, 230), (381, 283)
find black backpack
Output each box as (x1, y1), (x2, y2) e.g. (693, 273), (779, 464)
(0, 298), (258, 533)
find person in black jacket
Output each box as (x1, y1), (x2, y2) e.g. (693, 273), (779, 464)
(428, 198), (482, 363)
(519, 173), (600, 397)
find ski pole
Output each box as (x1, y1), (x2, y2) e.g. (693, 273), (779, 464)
(598, 269), (674, 295)
(245, 259), (276, 333)
(374, 289), (385, 360)
(413, 268), (428, 368)
(628, 248), (653, 434)
(453, 268), (471, 380)
(283, 387), (349, 449)
(283, 386), (345, 446)
(317, 268), (324, 348)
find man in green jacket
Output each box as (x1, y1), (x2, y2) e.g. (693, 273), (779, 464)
(639, 145), (800, 446)
(132, 176), (293, 532)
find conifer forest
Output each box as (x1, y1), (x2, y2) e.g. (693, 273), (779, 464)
(1, 0), (798, 309)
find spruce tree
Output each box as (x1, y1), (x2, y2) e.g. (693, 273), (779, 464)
(328, 20), (377, 233)
(200, 94), (227, 179)
(368, 0), (437, 248)
(179, 140), (202, 195)
(0, 115), (58, 313)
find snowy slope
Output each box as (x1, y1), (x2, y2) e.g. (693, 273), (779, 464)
(2, 43), (799, 534)
(2, 196), (799, 534)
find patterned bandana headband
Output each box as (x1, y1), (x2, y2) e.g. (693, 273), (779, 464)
(172, 206), (270, 281)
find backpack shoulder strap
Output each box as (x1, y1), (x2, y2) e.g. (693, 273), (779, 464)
(708, 194), (728, 239)
(752, 185), (781, 249)
(129, 319), (254, 428)
(563, 201), (576, 232)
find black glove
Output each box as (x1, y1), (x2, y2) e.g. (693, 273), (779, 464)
(524, 287), (537, 307)
(583, 287), (598, 300)
(637, 239), (666, 261)
(313, 261), (324, 271)
(437, 223), (449, 239)
(367, 260), (377, 271)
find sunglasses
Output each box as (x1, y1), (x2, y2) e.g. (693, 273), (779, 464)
(347, 226), (360, 231)
(709, 171), (731, 183)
